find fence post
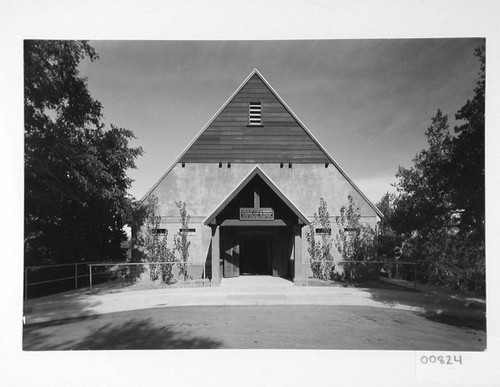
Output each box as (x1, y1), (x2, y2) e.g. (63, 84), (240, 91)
(75, 263), (78, 290)
(89, 265), (92, 292)
(414, 263), (417, 290)
(24, 268), (28, 301)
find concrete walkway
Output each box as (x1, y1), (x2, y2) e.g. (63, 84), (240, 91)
(23, 276), (486, 325)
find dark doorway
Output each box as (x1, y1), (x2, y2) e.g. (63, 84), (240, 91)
(221, 227), (292, 279)
(240, 239), (271, 275)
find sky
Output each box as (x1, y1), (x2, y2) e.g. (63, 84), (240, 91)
(78, 39), (483, 205)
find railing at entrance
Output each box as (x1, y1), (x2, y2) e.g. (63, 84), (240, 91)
(87, 262), (207, 291)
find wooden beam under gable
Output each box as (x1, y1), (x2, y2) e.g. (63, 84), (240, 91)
(203, 166), (310, 227)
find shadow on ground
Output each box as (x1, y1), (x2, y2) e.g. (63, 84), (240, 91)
(23, 291), (102, 323)
(23, 316), (223, 350)
(357, 281), (486, 332)
(418, 311), (486, 331)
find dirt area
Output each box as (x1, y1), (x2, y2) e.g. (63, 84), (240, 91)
(23, 304), (485, 351)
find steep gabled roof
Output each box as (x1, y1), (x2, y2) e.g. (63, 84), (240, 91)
(141, 69), (383, 218)
(179, 70), (330, 164)
(204, 166), (310, 226)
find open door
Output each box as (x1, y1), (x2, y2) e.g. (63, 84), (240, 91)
(240, 238), (272, 275)
(223, 236), (240, 278)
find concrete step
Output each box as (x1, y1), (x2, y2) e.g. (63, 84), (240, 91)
(220, 275), (294, 289)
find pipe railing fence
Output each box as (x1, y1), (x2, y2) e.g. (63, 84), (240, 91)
(87, 261), (207, 292)
(24, 261), (111, 300)
(305, 260), (485, 295)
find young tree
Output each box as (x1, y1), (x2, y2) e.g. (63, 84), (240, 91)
(174, 201), (191, 281)
(306, 198), (334, 280)
(141, 196), (175, 283)
(335, 195), (376, 281)
(24, 40), (143, 266)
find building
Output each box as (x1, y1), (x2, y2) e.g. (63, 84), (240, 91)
(136, 69), (383, 285)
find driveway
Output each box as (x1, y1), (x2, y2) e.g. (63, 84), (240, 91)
(23, 304), (485, 350)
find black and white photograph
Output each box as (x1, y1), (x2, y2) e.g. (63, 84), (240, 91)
(2, 1), (499, 386)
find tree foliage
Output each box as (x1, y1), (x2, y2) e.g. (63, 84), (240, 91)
(392, 110), (454, 237)
(375, 192), (400, 261)
(24, 40), (143, 266)
(450, 45), (485, 240)
(383, 45), (485, 294)
(392, 45), (484, 243)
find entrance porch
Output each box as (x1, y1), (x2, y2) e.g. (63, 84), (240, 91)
(204, 167), (310, 286)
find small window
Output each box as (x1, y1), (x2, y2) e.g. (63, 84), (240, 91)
(248, 102), (262, 125)
(153, 228), (167, 234)
(344, 227), (360, 232)
(315, 228), (331, 235)
(179, 228), (196, 236)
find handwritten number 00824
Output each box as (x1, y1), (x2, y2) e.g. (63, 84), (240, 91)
(420, 355), (462, 365)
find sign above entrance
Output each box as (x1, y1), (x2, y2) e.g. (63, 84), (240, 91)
(240, 208), (274, 221)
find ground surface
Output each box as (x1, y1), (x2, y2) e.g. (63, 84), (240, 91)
(23, 304), (485, 350)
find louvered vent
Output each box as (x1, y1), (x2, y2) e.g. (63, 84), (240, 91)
(248, 101), (262, 125)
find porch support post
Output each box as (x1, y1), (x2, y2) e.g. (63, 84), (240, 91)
(211, 225), (221, 286)
(293, 225), (305, 285)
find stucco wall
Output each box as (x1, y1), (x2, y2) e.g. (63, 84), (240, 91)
(152, 163), (377, 217)
(143, 162), (380, 266)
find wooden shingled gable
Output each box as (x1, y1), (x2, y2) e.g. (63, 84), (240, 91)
(179, 71), (330, 164)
